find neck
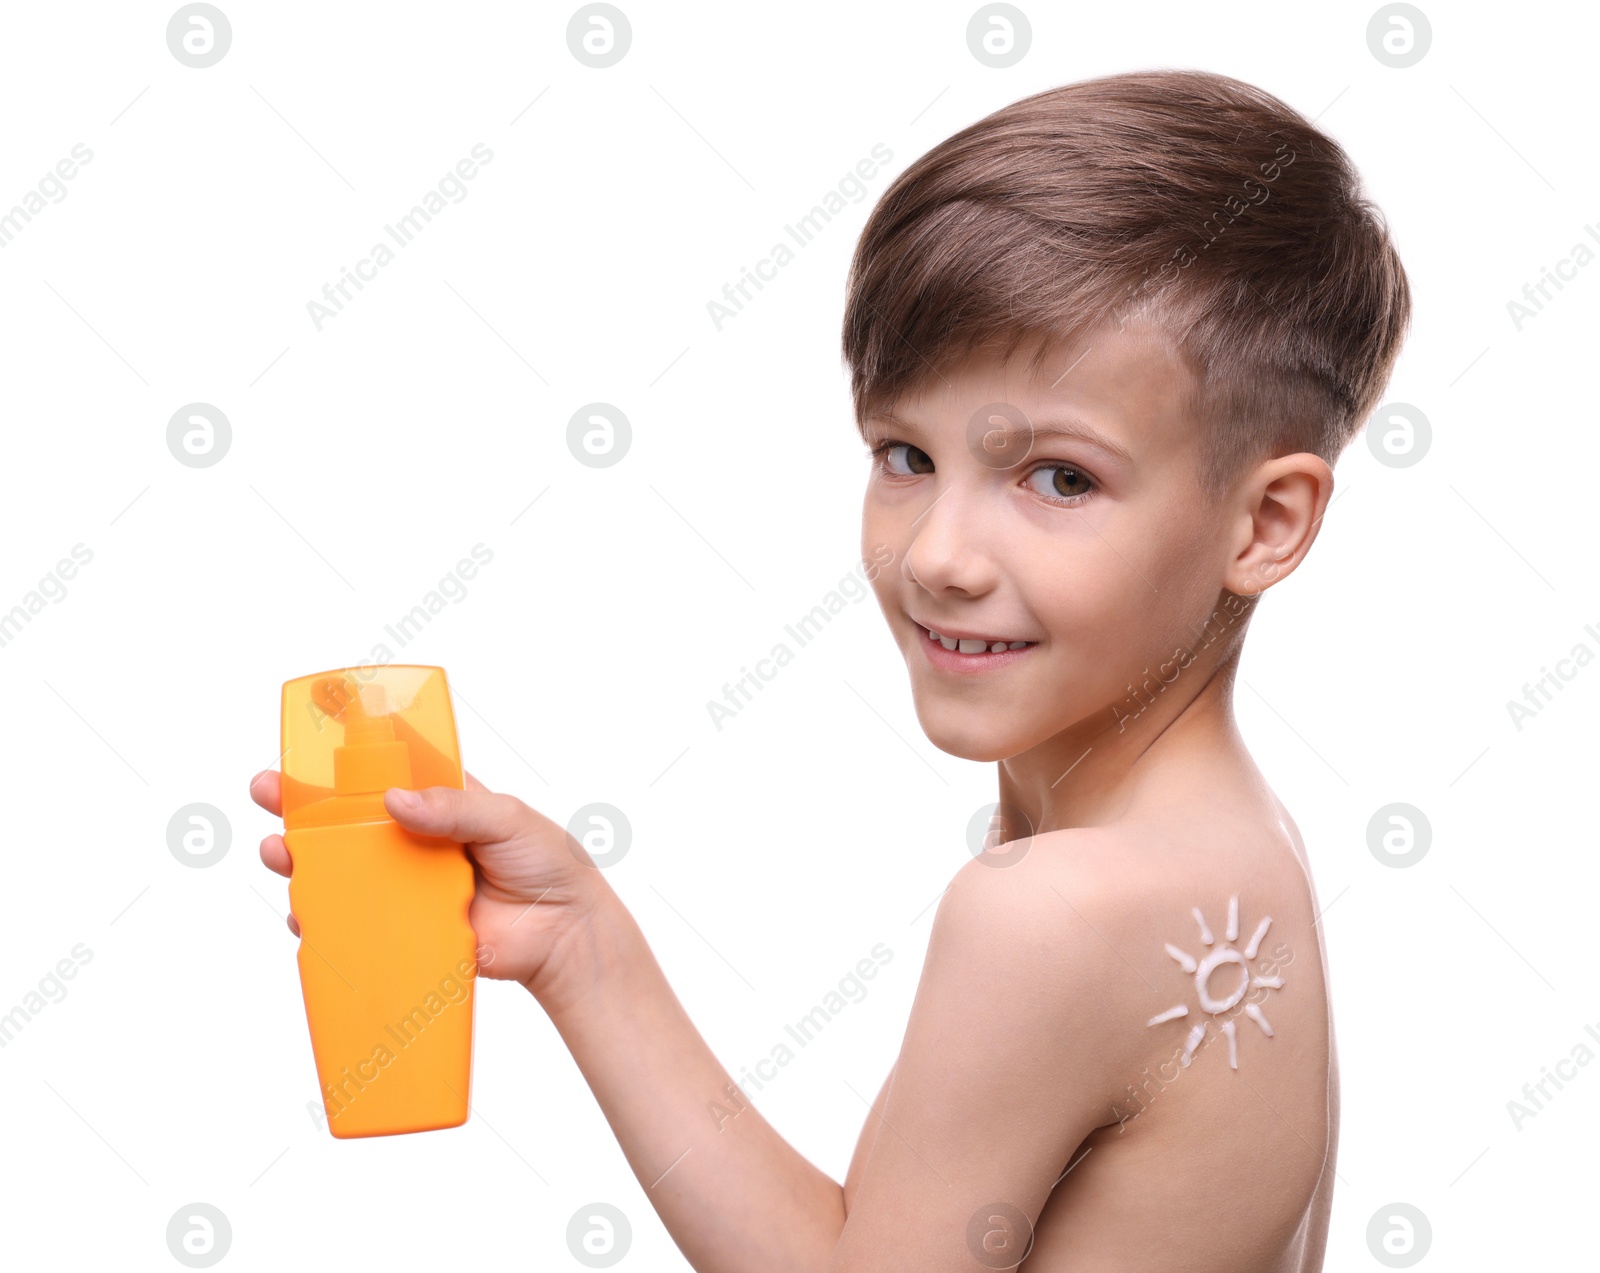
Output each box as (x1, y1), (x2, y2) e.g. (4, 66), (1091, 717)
(996, 634), (1248, 837)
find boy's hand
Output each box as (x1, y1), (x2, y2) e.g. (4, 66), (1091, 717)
(249, 769), (611, 1000)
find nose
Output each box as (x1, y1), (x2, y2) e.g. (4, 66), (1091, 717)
(901, 483), (997, 598)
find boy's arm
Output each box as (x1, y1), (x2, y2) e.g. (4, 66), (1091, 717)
(534, 875), (846, 1273)
(825, 848), (1139, 1272)
(542, 838), (1141, 1273)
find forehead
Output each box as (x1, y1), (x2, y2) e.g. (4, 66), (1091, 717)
(867, 317), (1199, 464)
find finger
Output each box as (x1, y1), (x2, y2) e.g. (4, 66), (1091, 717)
(384, 785), (531, 845)
(464, 769), (488, 793)
(287, 912), (300, 937)
(260, 833), (292, 877)
(250, 769), (283, 816)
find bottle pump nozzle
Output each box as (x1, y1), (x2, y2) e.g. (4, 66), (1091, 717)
(312, 675), (414, 796)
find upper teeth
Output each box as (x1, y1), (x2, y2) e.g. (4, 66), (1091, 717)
(926, 627), (1033, 653)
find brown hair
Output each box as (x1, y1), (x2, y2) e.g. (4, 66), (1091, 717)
(840, 68), (1412, 493)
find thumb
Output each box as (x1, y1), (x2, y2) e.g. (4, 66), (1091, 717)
(384, 785), (533, 845)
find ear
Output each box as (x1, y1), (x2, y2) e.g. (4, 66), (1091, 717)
(1223, 452), (1335, 599)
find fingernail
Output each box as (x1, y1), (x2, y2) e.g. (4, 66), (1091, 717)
(388, 788), (422, 811)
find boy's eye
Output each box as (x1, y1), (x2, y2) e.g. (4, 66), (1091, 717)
(875, 442), (934, 476)
(871, 440), (1095, 506)
(1024, 465), (1094, 503)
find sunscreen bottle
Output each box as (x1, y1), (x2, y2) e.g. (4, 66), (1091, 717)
(279, 665), (477, 1138)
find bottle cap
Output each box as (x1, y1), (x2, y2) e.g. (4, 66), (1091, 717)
(279, 665), (463, 824)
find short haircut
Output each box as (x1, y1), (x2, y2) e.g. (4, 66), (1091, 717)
(841, 68), (1413, 493)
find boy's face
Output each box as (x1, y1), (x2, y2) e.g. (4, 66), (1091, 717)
(861, 317), (1239, 763)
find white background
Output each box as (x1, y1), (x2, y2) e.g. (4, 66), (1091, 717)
(1, 1), (1594, 1268)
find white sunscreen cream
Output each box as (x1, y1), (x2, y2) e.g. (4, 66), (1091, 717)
(1148, 893), (1282, 1069)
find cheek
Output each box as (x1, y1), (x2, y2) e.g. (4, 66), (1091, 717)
(1035, 499), (1213, 625)
(861, 503), (901, 606)
(867, 560), (895, 616)
(1024, 538), (1189, 693)
(861, 495), (903, 563)
(1146, 517), (1227, 628)
(1028, 548), (1143, 637)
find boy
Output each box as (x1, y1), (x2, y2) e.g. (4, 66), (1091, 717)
(252, 68), (1409, 1271)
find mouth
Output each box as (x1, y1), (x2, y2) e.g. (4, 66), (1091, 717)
(912, 617), (1039, 673)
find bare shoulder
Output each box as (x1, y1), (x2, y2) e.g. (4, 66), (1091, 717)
(925, 825), (1189, 1107)
(972, 799), (1325, 957)
(940, 814), (1293, 967)
(937, 804), (1328, 1081)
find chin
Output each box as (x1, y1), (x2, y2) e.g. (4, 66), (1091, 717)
(912, 700), (1024, 763)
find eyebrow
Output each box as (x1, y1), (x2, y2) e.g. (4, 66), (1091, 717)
(866, 411), (1136, 465)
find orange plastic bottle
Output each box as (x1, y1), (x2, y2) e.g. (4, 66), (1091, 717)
(279, 665), (477, 1138)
